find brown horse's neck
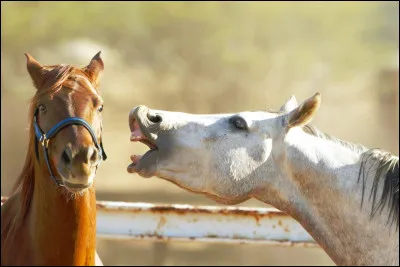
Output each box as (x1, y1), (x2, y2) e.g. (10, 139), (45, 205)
(27, 158), (97, 265)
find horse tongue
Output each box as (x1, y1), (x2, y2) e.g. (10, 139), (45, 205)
(130, 120), (144, 141)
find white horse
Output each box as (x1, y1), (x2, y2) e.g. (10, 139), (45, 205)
(127, 93), (399, 266)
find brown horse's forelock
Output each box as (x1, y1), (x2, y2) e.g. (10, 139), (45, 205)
(30, 64), (76, 104)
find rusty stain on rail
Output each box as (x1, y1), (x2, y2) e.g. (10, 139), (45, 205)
(95, 201), (289, 216)
(94, 201), (296, 233)
(1, 196), (318, 247)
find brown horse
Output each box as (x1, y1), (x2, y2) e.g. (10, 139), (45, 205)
(1, 52), (107, 266)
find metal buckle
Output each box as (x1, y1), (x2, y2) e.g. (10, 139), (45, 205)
(40, 134), (50, 148)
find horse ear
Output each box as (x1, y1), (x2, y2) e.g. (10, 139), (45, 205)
(84, 51), (104, 86)
(279, 95), (298, 113)
(25, 53), (46, 90)
(285, 92), (321, 129)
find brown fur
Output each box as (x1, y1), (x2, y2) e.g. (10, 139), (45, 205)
(1, 53), (104, 266)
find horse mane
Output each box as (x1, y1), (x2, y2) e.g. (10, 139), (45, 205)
(302, 124), (368, 154)
(10, 64), (76, 221)
(302, 124), (399, 228)
(358, 149), (399, 228)
(259, 107), (398, 229)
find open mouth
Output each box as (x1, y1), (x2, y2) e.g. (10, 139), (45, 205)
(128, 117), (158, 173)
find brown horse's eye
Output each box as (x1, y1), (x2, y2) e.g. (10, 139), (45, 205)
(38, 104), (47, 113)
(98, 105), (103, 112)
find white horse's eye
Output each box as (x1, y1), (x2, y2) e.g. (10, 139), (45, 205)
(231, 116), (248, 130)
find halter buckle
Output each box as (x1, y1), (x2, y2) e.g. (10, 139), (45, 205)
(40, 134), (50, 148)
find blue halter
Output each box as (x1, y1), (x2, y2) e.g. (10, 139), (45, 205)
(33, 107), (107, 186)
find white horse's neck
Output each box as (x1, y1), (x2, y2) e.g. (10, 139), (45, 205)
(254, 127), (398, 266)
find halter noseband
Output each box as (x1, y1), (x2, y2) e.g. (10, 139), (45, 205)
(33, 107), (107, 186)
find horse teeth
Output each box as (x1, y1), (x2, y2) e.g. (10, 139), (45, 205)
(130, 134), (145, 141)
(130, 136), (139, 141)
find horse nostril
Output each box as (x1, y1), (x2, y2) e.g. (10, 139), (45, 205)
(147, 113), (162, 124)
(62, 149), (71, 165)
(90, 148), (99, 164)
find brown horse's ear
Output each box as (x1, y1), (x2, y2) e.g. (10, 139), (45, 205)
(25, 53), (47, 90)
(284, 92), (321, 129)
(83, 51), (104, 87)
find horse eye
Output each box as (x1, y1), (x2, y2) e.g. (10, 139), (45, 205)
(231, 117), (248, 130)
(38, 104), (47, 113)
(98, 105), (103, 112)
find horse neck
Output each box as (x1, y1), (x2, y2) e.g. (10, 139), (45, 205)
(255, 127), (398, 266)
(27, 157), (97, 265)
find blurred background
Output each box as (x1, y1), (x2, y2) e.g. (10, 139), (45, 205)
(1, 1), (398, 266)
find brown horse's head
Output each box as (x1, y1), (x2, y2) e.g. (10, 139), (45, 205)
(26, 52), (106, 193)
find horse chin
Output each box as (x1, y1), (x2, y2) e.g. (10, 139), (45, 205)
(56, 167), (95, 194)
(61, 179), (93, 194)
(64, 186), (89, 196)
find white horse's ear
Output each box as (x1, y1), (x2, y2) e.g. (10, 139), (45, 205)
(279, 95), (298, 113)
(284, 92), (321, 129)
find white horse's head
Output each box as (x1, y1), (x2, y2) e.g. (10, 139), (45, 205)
(128, 92), (399, 266)
(127, 93), (321, 204)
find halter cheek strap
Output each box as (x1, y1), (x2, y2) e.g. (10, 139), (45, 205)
(33, 108), (107, 186)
